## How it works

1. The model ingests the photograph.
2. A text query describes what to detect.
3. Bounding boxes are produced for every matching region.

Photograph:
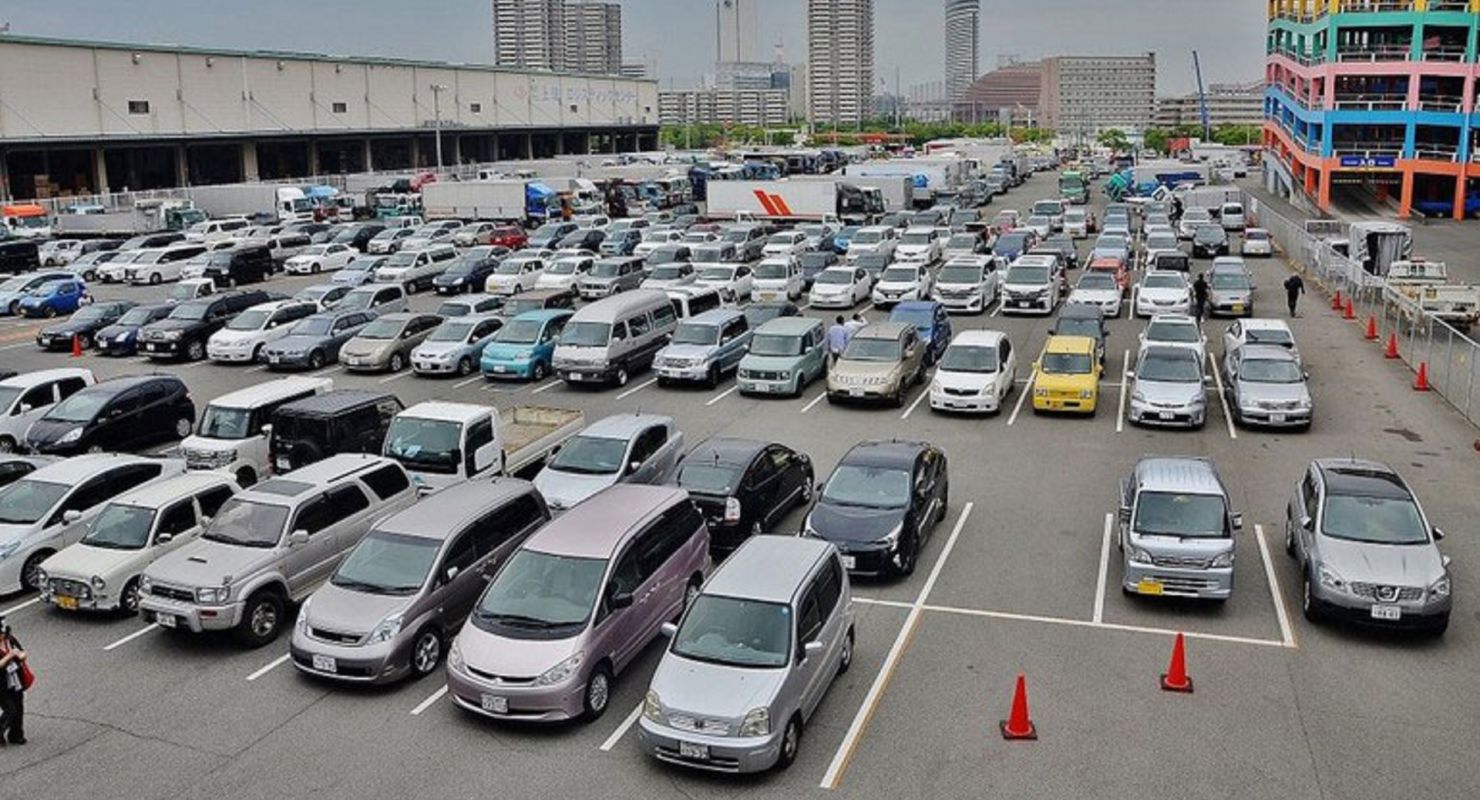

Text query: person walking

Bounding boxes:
[1192,273,1210,323]
[1284,273,1306,317]
[845,312,867,335]
[827,315,851,366]
[0,615,28,745]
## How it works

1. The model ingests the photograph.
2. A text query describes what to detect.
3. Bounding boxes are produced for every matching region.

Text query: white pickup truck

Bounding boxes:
[382,402,585,492]
[1383,260,1480,328]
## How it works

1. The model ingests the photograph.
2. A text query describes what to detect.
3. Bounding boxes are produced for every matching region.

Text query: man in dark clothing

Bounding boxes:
[1284,273,1306,317]
[0,615,26,745]
[1192,273,1210,322]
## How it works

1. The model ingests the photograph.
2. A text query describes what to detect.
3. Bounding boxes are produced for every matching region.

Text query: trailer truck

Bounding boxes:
[705,179,884,222]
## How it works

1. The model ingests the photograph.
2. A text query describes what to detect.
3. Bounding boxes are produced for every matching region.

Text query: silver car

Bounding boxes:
[1128,346,1208,429]
[1207,267,1254,317]
[1286,459,1451,635]
[640,536,854,773]
[1118,456,1242,600]
[411,314,504,377]
[1222,345,1312,430]
[533,414,685,511]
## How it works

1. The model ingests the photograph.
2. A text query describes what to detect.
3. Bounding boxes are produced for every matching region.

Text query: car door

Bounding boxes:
[768,445,808,520]
[150,498,201,566]
[462,494,547,613]
[97,389,144,451]
[421,528,480,629]
[10,381,59,437]
[800,557,846,717]
[741,450,783,529]
[285,494,341,597]
[623,424,668,485]
[599,535,655,671]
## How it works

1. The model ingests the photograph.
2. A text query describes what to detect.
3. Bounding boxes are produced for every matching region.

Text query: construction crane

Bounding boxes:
[1192,50,1211,140]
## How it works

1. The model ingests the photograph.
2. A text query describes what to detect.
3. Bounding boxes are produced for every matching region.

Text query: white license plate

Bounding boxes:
[1270,413,1286,423]
[145,343,158,352]
[841,554,857,570]
[276,457,292,471]
[568,372,584,381]
[1158,411,1174,420]
[155,612,177,629]
[849,388,864,397]
[493,365,508,373]
[480,694,508,714]
[312,655,338,673]
[679,741,709,761]
[269,355,281,364]
[1370,604,1402,621]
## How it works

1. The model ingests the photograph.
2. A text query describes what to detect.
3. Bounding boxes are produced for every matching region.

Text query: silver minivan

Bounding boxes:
[640,535,854,773]
[553,289,677,387]
[1118,456,1242,600]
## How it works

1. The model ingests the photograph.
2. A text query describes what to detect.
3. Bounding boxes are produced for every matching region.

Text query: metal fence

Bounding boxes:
[1247,193,1480,428]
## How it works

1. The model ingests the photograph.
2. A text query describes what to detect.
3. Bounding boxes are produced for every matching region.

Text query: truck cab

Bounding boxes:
[382,401,583,492]
[2,204,53,239]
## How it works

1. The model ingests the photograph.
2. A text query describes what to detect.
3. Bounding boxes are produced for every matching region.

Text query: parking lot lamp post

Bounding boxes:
[430,83,449,171]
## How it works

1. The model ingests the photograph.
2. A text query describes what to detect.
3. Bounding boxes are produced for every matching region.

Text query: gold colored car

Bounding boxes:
[827,321,927,407]
[1031,335,1101,415]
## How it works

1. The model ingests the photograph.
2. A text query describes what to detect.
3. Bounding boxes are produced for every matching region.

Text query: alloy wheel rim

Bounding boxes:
[588,673,609,712]
[123,583,139,612]
[783,722,798,758]
[251,603,278,637]
[415,634,440,672]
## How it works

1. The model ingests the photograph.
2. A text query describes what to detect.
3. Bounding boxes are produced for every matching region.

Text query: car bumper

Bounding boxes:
[263,352,315,369]
[558,365,619,384]
[737,376,795,396]
[1236,407,1311,428]
[933,293,987,312]
[579,285,617,299]
[289,631,412,684]
[1122,561,1234,599]
[1137,301,1190,317]
[656,364,712,382]
[639,717,784,774]
[341,354,390,372]
[827,540,901,576]
[40,578,123,613]
[139,340,185,358]
[1033,393,1097,413]
[1000,296,1053,314]
[95,338,136,356]
[1210,301,1252,317]
[481,358,537,379]
[930,388,999,413]
[827,383,898,403]
[414,357,463,374]
[139,596,243,633]
[446,665,586,722]
[208,344,259,362]
[34,333,74,350]
[808,294,855,309]
[1310,586,1451,630]
[752,289,791,303]
[1128,400,1205,428]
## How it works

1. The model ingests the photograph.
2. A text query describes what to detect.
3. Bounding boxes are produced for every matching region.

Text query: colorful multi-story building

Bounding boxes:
[1264,0,1479,220]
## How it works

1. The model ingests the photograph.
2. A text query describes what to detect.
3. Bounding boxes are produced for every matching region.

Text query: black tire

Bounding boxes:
[1301,574,1324,624]
[6,301,17,315]
[311,263,321,274]
[895,532,919,576]
[118,578,141,617]
[410,628,442,678]
[775,715,802,771]
[75,333,91,350]
[236,467,258,489]
[251,343,265,363]
[581,663,614,722]
[389,352,405,373]
[174,417,192,439]
[1284,521,1295,556]
[837,627,854,675]
[0,436,16,453]
[457,356,472,377]
[43,305,57,318]
[614,366,629,387]
[706,364,720,389]
[532,361,548,381]
[187,340,205,361]
[236,591,286,648]
[149,272,162,285]
[21,551,51,592]
[308,350,326,370]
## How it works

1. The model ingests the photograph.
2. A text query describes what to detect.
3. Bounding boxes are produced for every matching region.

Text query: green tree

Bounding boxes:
[1097,128,1130,152]
[1144,129,1170,155]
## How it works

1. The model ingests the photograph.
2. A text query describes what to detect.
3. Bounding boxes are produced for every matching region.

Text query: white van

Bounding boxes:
[178,377,332,486]
[1220,201,1247,232]
[752,255,804,302]
[553,289,679,387]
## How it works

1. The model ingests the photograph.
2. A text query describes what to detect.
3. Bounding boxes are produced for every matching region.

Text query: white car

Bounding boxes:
[484,253,547,295]
[1241,228,1274,257]
[1135,271,1193,318]
[682,230,720,246]
[640,262,698,290]
[1022,215,1054,240]
[1068,271,1124,318]
[751,256,803,302]
[1139,314,1208,364]
[694,263,754,302]
[1222,318,1300,363]
[999,257,1062,316]
[632,228,684,258]
[929,330,1016,414]
[871,263,933,308]
[809,266,872,309]
[762,230,809,258]
[39,239,84,266]
[284,243,357,275]
[398,223,463,252]
[536,254,594,292]
[372,245,458,292]
[0,368,96,453]
[125,245,207,285]
[1178,208,1214,240]
[845,226,899,263]
[207,300,319,363]
[1031,199,1067,230]
[451,221,502,248]
[1063,209,1091,239]
[894,227,944,264]
[931,255,1000,314]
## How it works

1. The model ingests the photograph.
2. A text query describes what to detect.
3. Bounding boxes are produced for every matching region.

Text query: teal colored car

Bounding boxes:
[736,316,829,397]
[480,309,573,380]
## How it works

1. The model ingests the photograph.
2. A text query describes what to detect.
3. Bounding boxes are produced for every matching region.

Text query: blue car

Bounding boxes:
[480,309,573,380]
[889,300,953,366]
[95,302,173,356]
[833,225,860,255]
[18,278,88,318]
[0,270,75,316]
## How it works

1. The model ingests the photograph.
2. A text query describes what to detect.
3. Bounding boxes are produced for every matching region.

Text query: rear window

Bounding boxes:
[361,464,410,500]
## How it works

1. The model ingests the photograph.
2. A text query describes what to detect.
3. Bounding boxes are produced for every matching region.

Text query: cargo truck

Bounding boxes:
[1058,170,1089,205]
[185,184,314,221]
[383,402,585,492]
[53,199,205,237]
[705,179,884,222]
[422,180,529,222]
[1,204,52,239]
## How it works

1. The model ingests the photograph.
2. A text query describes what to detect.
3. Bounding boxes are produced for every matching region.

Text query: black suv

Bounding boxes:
[25,374,196,456]
[0,240,41,275]
[201,245,273,287]
[268,389,404,472]
[138,289,274,361]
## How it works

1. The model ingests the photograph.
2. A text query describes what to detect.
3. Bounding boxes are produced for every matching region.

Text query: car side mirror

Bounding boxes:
[1432,527,1445,542]
[627,460,643,475]
[18,403,32,414]
[1125,370,1135,379]
[444,565,460,582]
[802,640,824,661]
[608,590,634,610]
[1303,371,1311,381]
[201,516,212,527]
[260,424,272,436]
[288,529,310,547]
[1117,506,1131,524]
[157,532,174,544]
[1231,513,1244,531]
[63,509,83,524]
[660,621,678,638]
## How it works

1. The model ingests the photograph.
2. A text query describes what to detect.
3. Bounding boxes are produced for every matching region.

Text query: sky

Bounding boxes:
[0,0,1266,95]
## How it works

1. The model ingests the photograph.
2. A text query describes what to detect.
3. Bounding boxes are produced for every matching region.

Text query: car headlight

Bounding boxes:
[1079,389,1094,399]
[878,523,903,546]
[1034,387,1049,397]
[115,332,130,342]
[163,329,183,341]
[1429,575,1451,599]
[139,574,152,593]
[367,613,404,644]
[643,690,664,723]
[1125,544,1152,565]
[534,651,584,687]
[1209,551,1235,568]
[58,427,84,444]
[447,638,465,673]
[90,575,106,590]
[296,597,312,634]
[196,585,231,604]
[739,707,770,737]
[1130,391,1148,405]
[1317,564,1345,592]
[452,277,464,285]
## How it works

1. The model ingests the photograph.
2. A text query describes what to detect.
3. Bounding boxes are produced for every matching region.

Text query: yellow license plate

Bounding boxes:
[1136,579,1164,596]
[1231,304,1244,313]
[57,595,79,610]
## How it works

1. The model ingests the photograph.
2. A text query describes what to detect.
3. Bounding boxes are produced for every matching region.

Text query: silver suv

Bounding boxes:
[139,455,418,646]
[1118,457,1242,601]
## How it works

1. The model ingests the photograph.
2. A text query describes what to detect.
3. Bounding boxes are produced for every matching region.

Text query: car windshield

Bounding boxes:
[998,233,1029,250]
[1138,350,1202,382]
[588,261,623,278]
[1184,210,1211,223]
[1246,327,1293,347]
[1146,235,1179,250]
[816,270,854,285]
[650,265,687,280]
[722,229,752,244]
[1077,274,1116,290]
[749,332,802,357]
[494,319,544,344]
[546,260,581,275]
[382,253,416,269]
[357,319,404,340]
[842,336,901,362]
[767,234,797,246]
[1006,265,1049,284]
[881,267,919,283]
[1033,201,1062,215]
[168,302,211,321]
[428,320,476,343]
[0,479,68,524]
[1056,319,1101,339]
[677,463,742,495]
[671,595,790,668]
[698,267,735,282]
[474,550,605,631]
[947,235,978,249]
[852,230,883,245]
[1321,495,1429,545]
[855,254,889,271]
[940,344,998,373]
[444,257,486,276]
[1143,274,1185,290]
[331,530,441,595]
[938,265,984,284]
[755,263,789,279]
[1042,351,1093,374]
[290,317,335,336]
[226,309,272,331]
[901,231,933,245]
[1026,216,1051,229]
[1239,358,1303,383]
[1146,320,1199,343]
[1194,226,1224,242]
[384,417,462,474]
[201,498,288,548]
[1134,491,1228,538]
[671,322,719,346]
[199,405,254,440]
[561,321,610,347]
[1211,273,1249,290]
[1246,230,1269,241]
[495,260,530,275]
[823,464,910,509]
[891,308,934,329]
[345,258,380,272]
[80,504,156,550]
[44,390,109,423]
[547,434,626,475]
[691,246,728,262]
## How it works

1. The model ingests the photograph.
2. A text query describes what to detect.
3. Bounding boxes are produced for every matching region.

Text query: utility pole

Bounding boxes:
[430,83,449,171]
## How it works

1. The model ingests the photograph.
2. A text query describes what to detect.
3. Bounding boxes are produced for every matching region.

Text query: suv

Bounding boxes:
[138,290,274,361]
[139,455,419,646]
[1118,456,1241,601]
[24,375,196,456]
[181,377,332,487]
[269,390,403,473]
[201,245,273,287]
[827,322,926,407]
[653,309,752,388]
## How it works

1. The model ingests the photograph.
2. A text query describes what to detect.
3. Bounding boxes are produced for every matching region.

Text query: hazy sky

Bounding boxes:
[1,0,1265,95]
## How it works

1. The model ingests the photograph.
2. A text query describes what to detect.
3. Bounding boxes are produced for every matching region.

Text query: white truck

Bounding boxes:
[845,158,968,206]
[185,184,313,222]
[53,199,205,237]
[1383,260,1480,328]
[705,179,884,222]
[421,180,529,222]
[382,402,585,492]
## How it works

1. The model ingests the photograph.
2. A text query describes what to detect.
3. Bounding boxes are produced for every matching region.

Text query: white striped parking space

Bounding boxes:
[410,685,448,716]
[530,379,560,394]
[705,385,739,406]
[598,702,646,752]
[616,377,658,400]
[245,653,292,681]
[103,623,159,651]
[1,597,42,617]
[799,391,828,415]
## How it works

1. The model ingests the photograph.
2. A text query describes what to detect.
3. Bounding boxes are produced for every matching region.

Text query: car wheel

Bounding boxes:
[681,578,702,618]
[895,532,919,576]
[42,305,57,318]
[838,627,854,675]
[775,715,802,771]
[74,333,91,350]
[175,417,192,438]
[252,343,264,363]
[532,361,548,381]
[749,519,764,539]
[581,663,613,722]
[0,436,13,453]
[1284,521,1295,556]
[800,471,815,503]
[705,364,720,389]
[891,384,905,408]
[308,350,326,370]
[236,591,285,647]
[21,551,51,592]
[236,467,257,488]
[389,352,405,372]
[86,444,103,454]
[311,263,321,274]
[149,272,162,285]
[457,356,472,376]
[1301,574,1324,624]
[614,366,629,387]
[187,340,205,361]
[119,578,141,616]
[411,628,442,677]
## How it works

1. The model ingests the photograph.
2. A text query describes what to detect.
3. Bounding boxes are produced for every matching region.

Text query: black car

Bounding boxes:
[331,222,387,252]
[137,290,273,361]
[557,228,607,253]
[24,374,196,456]
[35,301,136,351]
[0,455,51,489]
[802,440,949,577]
[269,389,404,472]
[1040,235,1080,270]
[0,240,41,275]
[799,251,840,289]
[201,245,273,287]
[677,437,815,553]
[433,251,505,295]
[1192,225,1230,258]
[95,303,173,356]
[1049,303,1108,363]
[744,301,802,328]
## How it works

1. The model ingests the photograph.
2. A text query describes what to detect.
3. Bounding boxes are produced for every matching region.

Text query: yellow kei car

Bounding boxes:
[1032,335,1101,414]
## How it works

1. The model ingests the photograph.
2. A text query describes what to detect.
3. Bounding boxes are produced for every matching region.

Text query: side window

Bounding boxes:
[322,484,371,526]
[1300,471,1319,518]
[691,293,720,315]
[544,317,567,340]
[627,425,668,466]
[376,399,401,427]
[627,313,652,337]
[18,383,54,411]
[294,496,333,535]
[110,463,164,495]
[745,452,778,487]
[157,500,197,537]
[796,584,822,645]
[651,303,677,330]
[607,545,643,599]
[466,418,494,453]
[610,321,629,342]
[636,502,700,576]
[361,464,410,500]
[474,319,502,339]
[721,317,748,343]
[56,377,88,401]
[999,339,1012,362]
[814,557,843,620]
[439,531,479,578]
[196,485,235,518]
[58,475,113,521]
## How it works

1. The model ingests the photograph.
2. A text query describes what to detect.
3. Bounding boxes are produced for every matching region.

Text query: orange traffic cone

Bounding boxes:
[999,673,1038,740]
[1364,316,1378,341]
[1331,290,1343,311]
[1343,297,1356,320]
[71,334,83,358]
[1384,333,1399,359]
[1160,633,1194,693]
[1415,362,1431,392]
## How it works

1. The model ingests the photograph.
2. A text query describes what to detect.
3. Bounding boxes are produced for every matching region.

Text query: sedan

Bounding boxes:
[1222,344,1312,430]
[1127,345,1207,429]
[802,440,949,577]
[1208,268,1254,317]
[1069,272,1123,318]
[1134,271,1192,318]
[1139,314,1208,364]
[1224,318,1299,363]
[95,303,172,357]
[411,313,504,377]
[261,310,374,370]
[809,266,872,309]
[284,243,356,275]
[35,301,134,351]
[1191,224,1230,258]
[676,437,814,551]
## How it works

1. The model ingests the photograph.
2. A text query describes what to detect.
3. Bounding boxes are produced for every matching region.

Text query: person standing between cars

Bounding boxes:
[1284,273,1306,317]
[845,312,868,335]
[0,616,27,745]
[827,315,851,366]
[1192,273,1210,323]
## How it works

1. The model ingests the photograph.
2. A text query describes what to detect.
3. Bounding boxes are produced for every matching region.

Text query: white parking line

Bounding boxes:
[1254,524,1297,647]
[705,385,738,406]
[899,383,930,420]
[616,377,657,400]
[1,597,41,616]
[249,365,270,372]
[410,685,448,716]
[311,366,342,377]
[820,502,974,791]
[454,375,484,389]
[599,702,645,752]
[379,371,412,384]
[530,379,560,394]
[990,300,1003,317]
[1094,512,1114,624]
[799,302,812,311]
[0,342,32,352]
[1207,352,1238,440]
[1006,375,1033,426]
[800,392,827,414]
[245,653,292,682]
[1115,349,1130,434]
[103,623,158,651]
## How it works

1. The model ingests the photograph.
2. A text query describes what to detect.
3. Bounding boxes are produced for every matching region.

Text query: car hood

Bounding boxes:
[458,624,582,678]
[937,370,998,391]
[1002,281,1049,293]
[210,329,264,346]
[1236,379,1309,404]
[42,318,101,336]
[807,501,906,543]
[40,542,139,581]
[97,324,136,340]
[650,654,788,721]
[482,342,538,360]
[1319,537,1445,587]
[412,341,466,359]
[148,539,277,588]
[835,361,902,381]
[740,354,803,372]
[24,418,86,446]
[875,280,919,291]
[305,581,414,636]
[659,344,717,361]
[1071,289,1120,303]
[145,319,199,334]
[534,469,619,511]
[1140,287,1188,302]
[267,334,328,352]
[340,338,394,359]
[1210,288,1251,301]
[1134,377,1204,405]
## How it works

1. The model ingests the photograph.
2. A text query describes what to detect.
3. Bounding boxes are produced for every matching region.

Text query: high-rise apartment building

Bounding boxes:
[807,0,875,126]
[1040,54,1157,134]
[944,0,980,103]
[565,1,623,75]
[492,0,566,71]
[717,0,759,63]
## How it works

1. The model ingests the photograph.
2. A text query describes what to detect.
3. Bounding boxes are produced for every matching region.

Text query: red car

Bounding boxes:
[1088,255,1130,290]
[488,226,528,250]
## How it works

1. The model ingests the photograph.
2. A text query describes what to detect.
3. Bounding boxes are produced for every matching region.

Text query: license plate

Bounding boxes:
[57,595,79,611]
[493,365,508,373]
[679,741,710,761]
[269,355,281,364]
[568,372,584,381]
[276,457,292,471]
[1136,579,1164,596]
[312,655,338,673]
[1011,301,1026,308]
[1270,413,1286,423]
[1231,304,1244,313]
[849,388,864,397]
[480,694,508,714]
[1371,604,1402,621]
[155,612,177,628]
[145,343,157,352]
[1158,411,1174,421]
[841,555,857,570]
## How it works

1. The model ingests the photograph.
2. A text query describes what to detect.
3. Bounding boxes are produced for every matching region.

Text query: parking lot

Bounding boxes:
[3,168,1478,799]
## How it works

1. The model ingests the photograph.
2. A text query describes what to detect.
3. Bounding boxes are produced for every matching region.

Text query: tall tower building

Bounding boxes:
[944,0,980,103]
[566,1,623,74]
[716,0,759,64]
[807,0,874,126]
[492,0,566,71]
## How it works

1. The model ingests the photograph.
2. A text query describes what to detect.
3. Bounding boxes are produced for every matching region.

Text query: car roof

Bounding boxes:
[1241,318,1291,332]
[949,329,1005,347]
[840,439,927,469]
[398,401,487,424]
[1237,344,1298,361]
[891,301,939,315]
[85,374,180,395]
[378,478,538,539]
[527,484,687,558]
[206,377,330,410]
[247,454,398,502]
[510,308,573,323]
[1314,459,1411,499]
[1044,335,1095,354]
[581,412,672,439]
[855,321,911,340]
[755,316,820,335]
[685,436,768,468]
[278,389,394,416]
[569,289,668,323]
[1133,457,1225,495]
[684,308,745,326]
[1058,303,1104,320]
[111,471,234,509]
[27,452,173,483]
[0,367,92,390]
[703,535,833,604]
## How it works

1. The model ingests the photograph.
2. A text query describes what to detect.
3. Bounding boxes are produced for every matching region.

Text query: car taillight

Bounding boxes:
[724,497,742,523]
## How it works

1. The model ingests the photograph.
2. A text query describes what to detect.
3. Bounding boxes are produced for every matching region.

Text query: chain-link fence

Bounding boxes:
[1248,193,1480,428]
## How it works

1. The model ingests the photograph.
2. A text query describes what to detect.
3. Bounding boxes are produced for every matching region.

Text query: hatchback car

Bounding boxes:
[676,438,814,552]
[736,317,827,398]
[295,283,353,312]
[95,303,172,356]
[339,312,443,373]
[871,263,933,309]
[808,266,871,309]
[1223,318,1299,363]
[827,322,927,407]
[433,248,505,295]
[17,278,88,318]
[534,413,686,512]
[1241,228,1273,258]
[406,314,501,377]
[1286,459,1451,634]
[802,440,949,577]
[1221,344,1312,430]
[336,284,408,317]
[1207,267,1254,317]
[1031,335,1101,415]
[1118,456,1241,600]
[262,310,375,370]
[928,330,1016,415]
[25,375,195,456]
[695,263,754,303]
[1127,345,1208,429]
[479,310,570,381]
[35,301,132,351]
[0,368,95,453]
[654,309,752,388]
[1140,314,1208,364]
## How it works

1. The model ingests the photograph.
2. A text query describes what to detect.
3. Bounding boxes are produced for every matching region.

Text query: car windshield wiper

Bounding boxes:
[331,577,389,594]
[483,612,557,628]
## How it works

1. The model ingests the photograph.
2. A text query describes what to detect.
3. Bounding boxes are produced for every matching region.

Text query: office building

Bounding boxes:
[717,0,759,63]
[1264,0,1477,220]
[493,0,566,71]
[1040,54,1157,134]
[565,2,623,75]
[658,89,791,127]
[808,0,875,126]
[944,0,980,103]
[621,60,655,80]
[1155,82,1266,129]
